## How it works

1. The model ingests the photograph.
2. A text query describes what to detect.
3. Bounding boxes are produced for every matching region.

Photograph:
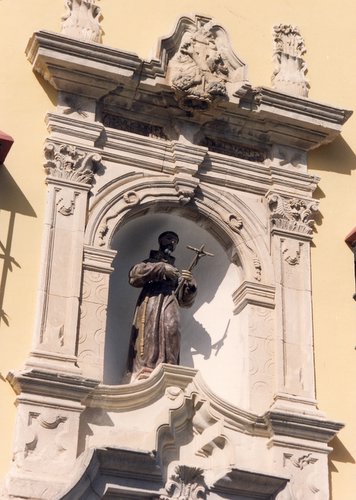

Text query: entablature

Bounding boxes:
[27,24,351,159]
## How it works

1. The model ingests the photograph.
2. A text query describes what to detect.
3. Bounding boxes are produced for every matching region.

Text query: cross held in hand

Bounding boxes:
[186,244,214,271]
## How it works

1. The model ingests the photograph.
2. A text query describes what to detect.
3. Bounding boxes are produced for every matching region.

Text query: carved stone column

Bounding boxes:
[28,142,101,374]
[267,192,318,398]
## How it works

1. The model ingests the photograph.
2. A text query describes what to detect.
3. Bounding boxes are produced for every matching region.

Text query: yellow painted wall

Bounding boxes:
[1,1,355,497]
[0,0,61,475]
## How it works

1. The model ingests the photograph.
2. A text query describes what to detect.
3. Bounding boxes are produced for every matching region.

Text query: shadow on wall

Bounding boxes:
[34,72,58,108]
[329,436,355,500]
[309,135,356,175]
[0,166,36,327]
[104,212,240,385]
[309,135,356,236]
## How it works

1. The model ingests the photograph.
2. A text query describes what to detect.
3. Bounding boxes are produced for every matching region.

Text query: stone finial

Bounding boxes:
[272,24,309,97]
[61,0,103,43]
[44,142,101,185]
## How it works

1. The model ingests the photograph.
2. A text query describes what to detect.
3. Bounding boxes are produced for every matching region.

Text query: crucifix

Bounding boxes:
[175,244,214,297]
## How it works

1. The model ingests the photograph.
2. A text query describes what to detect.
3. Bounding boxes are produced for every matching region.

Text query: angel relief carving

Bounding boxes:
[168,17,246,110]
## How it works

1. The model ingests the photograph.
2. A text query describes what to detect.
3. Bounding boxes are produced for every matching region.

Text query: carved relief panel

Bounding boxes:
[167,15,247,110]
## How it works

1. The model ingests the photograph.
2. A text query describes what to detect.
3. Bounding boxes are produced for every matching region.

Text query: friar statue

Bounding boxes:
[127,231,197,382]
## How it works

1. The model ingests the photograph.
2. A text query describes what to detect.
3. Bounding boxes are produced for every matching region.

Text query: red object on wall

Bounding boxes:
[345,227,356,248]
[0,130,14,163]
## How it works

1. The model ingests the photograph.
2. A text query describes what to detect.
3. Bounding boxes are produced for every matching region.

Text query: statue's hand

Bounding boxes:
[181,269,193,283]
[164,264,180,280]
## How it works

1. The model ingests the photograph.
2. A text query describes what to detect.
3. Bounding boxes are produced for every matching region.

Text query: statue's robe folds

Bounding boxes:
[127,251,197,381]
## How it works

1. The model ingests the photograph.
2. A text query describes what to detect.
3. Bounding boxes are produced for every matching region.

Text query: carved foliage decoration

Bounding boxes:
[224,214,262,281]
[168,16,246,110]
[248,307,275,413]
[78,270,109,374]
[61,0,103,43]
[161,465,207,500]
[284,453,321,498]
[268,193,318,236]
[44,142,101,185]
[14,410,70,470]
[272,24,309,97]
[56,189,80,216]
[173,174,200,205]
[286,453,317,470]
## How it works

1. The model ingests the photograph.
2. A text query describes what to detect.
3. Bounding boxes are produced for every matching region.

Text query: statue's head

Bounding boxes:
[158,231,179,254]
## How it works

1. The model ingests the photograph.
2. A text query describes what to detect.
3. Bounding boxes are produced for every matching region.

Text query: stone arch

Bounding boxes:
[78,174,276,410]
[85,174,274,285]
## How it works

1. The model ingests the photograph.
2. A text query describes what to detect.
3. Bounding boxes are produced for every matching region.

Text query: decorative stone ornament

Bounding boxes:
[160,465,207,499]
[168,15,247,111]
[44,142,101,185]
[268,193,318,236]
[272,24,309,97]
[4,11,351,500]
[61,0,103,43]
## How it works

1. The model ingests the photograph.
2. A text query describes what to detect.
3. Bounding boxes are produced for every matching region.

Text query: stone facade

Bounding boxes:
[1,8,351,500]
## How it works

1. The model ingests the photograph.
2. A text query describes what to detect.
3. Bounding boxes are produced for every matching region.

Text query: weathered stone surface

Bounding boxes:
[3,13,350,500]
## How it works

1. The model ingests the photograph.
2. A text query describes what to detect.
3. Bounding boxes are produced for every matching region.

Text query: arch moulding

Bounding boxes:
[78,173,276,386]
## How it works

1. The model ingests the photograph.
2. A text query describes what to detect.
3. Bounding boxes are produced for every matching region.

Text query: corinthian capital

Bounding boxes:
[267,193,318,236]
[44,142,101,185]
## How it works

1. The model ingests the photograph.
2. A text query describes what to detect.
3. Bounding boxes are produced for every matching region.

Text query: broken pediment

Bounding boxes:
[26,14,350,154]
[19,363,341,499]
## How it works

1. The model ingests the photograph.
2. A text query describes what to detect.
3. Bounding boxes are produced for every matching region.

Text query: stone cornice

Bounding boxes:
[27,30,351,152]
[84,364,268,436]
[233,281,275,313]
[265,393,344,447]
[237,85,351,127]
[60,447,162,499]
[26,30,141,98]
[45,114,320,198]
[211,467,288,498]
[265,409,344,445]
[82,364,341,446]
[7,369,99,403]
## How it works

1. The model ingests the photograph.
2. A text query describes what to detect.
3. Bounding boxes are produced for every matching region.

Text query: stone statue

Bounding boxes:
[127,231,197,382]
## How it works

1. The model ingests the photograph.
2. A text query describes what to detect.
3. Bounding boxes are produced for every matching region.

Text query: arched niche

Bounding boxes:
[85,175,273,284]
[104,211,244,404]
[79,176,276,410]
